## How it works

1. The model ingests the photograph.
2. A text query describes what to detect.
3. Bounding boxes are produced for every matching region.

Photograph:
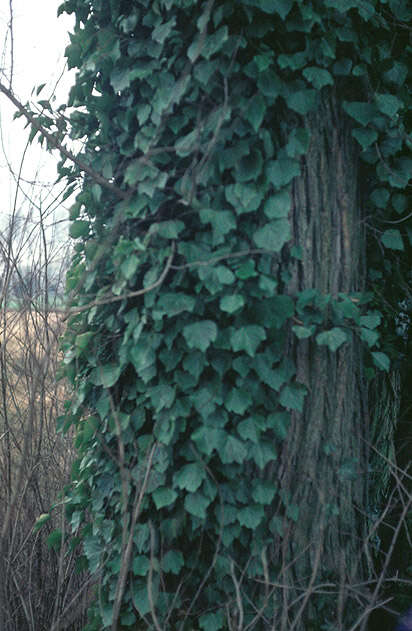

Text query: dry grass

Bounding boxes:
[0,307,88,631]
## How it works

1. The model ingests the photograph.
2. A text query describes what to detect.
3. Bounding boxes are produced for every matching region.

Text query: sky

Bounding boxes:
[0,0,74,264]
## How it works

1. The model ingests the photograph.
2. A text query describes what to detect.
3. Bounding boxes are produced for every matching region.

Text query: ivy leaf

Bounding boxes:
[381,229,404,251]
[245,93,266,131]
[148,385,175,411]
[156,293,195,317]
[152,17,176,44]
[375,93,402,118]
[303,67,334,89]
[267,411,290,440]
[191,427,226,456]
[292,325,315,339]
[236,150,263,182]
[83,536,102,573]
[266,159,300,188]
[199,209,236,244]
[162,549,184,575]
[75,331,94,350]
[225,182,263,214]
[184,492,210,519]
[154,220,184,239]
[264,189,291,218]
[285,129,310,159]
[253,219,291,252]
[199,610,225,631]
[286,89,317,115]
[69,220,89,238]
[183,321,218,351]
[360,314,381,329]
[237,504,264,529]
[34,513,51,531]
[250,440,277,469]
[372,352,390,372]
[174,463,205,493]
[279,383,307,412]
[91,364,121,388]
[360,327,379,348]
[152,487,177,509]
[132,556,150,576]
[220,435,248,464]
[316,327,348,351]
[265,0,293,19]
[231,325,266,357]
[220,294,245,313]
[252,481,277,504]
[225,388,252,415]
[342,101,376,126]
[237,417,260,443]
[352,128,378,150]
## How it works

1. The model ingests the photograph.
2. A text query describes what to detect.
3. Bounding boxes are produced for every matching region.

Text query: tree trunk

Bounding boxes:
[275,93,370,629]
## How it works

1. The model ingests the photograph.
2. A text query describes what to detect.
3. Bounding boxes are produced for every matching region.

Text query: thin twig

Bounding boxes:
[0,80,129,200]
[64,241,175,318]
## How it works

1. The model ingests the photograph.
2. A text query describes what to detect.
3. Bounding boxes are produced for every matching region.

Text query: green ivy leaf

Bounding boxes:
[148,385,176,411]
[174,463,205,492]
[286,89,317,115]
[316,327,348,352]
[266,158,300,188]
[91,363,122,388]
[303,67,334,89]
[263,189,291,218]
[225,388,252,415]
[253,219,291,252]
[219,294,245,313]
[360,327,379,348]
[69,220,89,238]
[152,487,178,509]
[342,101,377,126]
[161,549,184,575]
[34,513,51,531]
[267,411,290,440]
[154,220,185,239]
[237,504,264,529]
[184,492,210,519]
[252,481,277,504]
[199,610,225,631]
[249,440,277,469]
[292,325,315,339]
[220,435,248,464]
[375,93,402,118]
[225,182,263,214]
[372,351,390,372]
[352,128,378,150]
[237,417,260,443]
[230,325,266,357]
[156,293,195,317]
[236,149,263,182]
[75,331,94,350]
[279,383,306,412]
[381,229,404,251]
[360,314,381,329]
[183,321,218,351]
[245,93,266,132]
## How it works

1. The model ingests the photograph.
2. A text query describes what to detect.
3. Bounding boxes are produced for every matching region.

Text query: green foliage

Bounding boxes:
[52,0,412,628]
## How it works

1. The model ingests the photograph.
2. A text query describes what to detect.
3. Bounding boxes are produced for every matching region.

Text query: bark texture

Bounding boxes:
[275,94,370,629]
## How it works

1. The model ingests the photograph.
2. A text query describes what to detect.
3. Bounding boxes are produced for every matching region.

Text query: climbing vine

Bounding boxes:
[29,0,412,628]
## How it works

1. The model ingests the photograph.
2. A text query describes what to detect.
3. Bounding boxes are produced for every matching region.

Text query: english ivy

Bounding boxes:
[46,0,412,628]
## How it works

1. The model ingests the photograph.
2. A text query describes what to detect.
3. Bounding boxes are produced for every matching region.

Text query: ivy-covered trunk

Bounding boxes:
[276,94,369,625]
[47,1,411,630]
